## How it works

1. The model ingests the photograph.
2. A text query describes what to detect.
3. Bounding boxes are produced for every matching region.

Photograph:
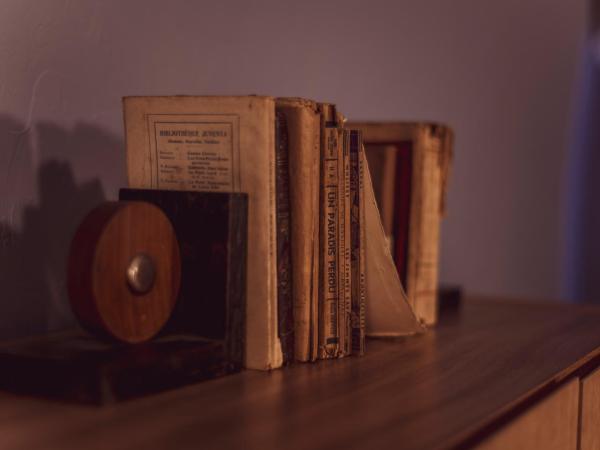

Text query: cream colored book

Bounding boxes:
[350,122,453,326]
[123,96,281,370]
[362,145,424,337]
[339,129,352,356]
[275,98,321,362]
[317,103,340,359]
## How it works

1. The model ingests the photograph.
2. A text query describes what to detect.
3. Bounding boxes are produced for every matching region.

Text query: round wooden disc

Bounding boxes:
[68,201,181,343]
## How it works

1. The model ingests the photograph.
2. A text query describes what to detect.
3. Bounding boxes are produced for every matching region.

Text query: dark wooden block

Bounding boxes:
[437,284,463,320]
[0,331,236,404]
[0,189,248,404]
[119,189,248,367]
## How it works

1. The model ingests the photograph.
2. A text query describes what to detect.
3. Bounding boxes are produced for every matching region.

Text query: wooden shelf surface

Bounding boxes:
[2,297,600,450]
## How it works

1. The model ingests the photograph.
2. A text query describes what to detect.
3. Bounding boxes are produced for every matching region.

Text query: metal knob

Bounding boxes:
[126,253,156,294]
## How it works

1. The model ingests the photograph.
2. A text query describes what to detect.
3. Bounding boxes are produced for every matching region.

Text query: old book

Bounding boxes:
[349,131,366,355]
[350,122,453,326]
[275,98,321,362]
[339,129,352,356]
[363,147,424,337]
[318,103,340,359]
[275,112,294,363]
[123,96,282,370]
[123,96,425,368]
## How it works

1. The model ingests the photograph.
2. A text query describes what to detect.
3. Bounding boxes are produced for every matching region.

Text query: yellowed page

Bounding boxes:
[123,96,281,370]
[363,147,424,337]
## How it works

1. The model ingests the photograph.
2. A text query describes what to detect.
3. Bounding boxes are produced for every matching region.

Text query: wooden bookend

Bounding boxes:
[118,189,247,365]
[68,201,181,343]
[0,191,248,404]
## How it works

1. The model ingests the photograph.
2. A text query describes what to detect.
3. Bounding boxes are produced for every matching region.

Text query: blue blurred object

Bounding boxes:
[564,23,600,302]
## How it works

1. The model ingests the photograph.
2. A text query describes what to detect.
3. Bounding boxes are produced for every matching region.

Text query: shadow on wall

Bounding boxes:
[0,116,122,339]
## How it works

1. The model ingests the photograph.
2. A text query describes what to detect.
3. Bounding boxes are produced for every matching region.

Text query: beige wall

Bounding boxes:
[0,0,587,336]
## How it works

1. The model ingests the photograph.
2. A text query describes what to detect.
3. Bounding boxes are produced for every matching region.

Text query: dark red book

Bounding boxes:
[392,142,413,285]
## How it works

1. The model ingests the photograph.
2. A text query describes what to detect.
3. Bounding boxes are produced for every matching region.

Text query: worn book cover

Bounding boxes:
[123,96,282,370]
[363,148,424,337]
[318,103,340,359]
[350,122,453,326]
[276,98,321,362]
[339,129,352,356]
[349,131,366,355]
[275,112,294,363]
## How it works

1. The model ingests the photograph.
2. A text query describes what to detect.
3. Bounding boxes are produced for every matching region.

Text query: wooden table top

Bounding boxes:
[2,297,600,450]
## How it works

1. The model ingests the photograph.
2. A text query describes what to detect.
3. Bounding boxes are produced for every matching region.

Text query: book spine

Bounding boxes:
[338,129,352,356]
[310,238,320,360]
[123,96,281,370]
[359,144,367,354]
[310,134,321,362]
[275,112,294,363]
[275,101,321,362]
[318,105,339,359]
[350,131,366,355]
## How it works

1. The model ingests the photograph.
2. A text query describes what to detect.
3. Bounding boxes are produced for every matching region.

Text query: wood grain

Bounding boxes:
[68,201,180,343]
[476,378,579,449]
[581,364,600,449]
[2,298,600,450]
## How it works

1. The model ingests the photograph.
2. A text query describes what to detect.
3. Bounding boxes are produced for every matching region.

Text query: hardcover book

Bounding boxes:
[124,96,281,370]
[276,98,321,362]
[350,122,453,325]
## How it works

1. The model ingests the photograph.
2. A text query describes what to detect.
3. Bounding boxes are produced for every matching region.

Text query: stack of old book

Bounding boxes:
[123,96,449,370]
